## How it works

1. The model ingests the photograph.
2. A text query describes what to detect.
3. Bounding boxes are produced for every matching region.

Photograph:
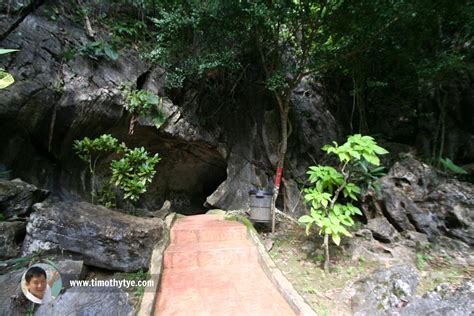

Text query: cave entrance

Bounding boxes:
[148,141,227,215]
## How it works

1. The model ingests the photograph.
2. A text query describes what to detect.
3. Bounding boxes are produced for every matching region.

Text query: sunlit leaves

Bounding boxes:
[73,134,120,164]
[0,48,18,89]
[306,165,343,193]
[0,70,15,89]
[322,134,388,166]
[299,134,387,248]
[0,49,18,55]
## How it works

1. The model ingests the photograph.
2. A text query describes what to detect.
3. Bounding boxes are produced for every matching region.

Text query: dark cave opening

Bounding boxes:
[145,140,228,216]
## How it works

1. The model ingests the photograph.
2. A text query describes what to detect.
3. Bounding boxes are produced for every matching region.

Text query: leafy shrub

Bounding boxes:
[73,134,160,209]
[122,88,167,131]
[79,40,118,61]
[73,134,122,203]
[124,89,160,117]
[110,147,160,202]
[112,20,147,42]
[298,134,388,271]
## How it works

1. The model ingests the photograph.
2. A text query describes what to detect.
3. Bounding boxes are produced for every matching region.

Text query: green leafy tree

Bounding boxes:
[73,134,161,209]
[73,134,124,203]
[150,0,347,231]
[298,134,388,272]
[321,0,473,161]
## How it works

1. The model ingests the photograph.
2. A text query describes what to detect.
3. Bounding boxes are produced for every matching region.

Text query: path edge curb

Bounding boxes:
[137,212,176,316]
[227,215,317,316]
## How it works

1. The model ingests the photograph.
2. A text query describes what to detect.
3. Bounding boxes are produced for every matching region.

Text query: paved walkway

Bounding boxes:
[154,214,296,316]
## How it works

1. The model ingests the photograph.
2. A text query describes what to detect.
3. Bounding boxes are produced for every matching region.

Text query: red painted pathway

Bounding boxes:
[154,214,296,315]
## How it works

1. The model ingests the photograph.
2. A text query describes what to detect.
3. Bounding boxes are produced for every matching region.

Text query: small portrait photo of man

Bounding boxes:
[21,263,62,305]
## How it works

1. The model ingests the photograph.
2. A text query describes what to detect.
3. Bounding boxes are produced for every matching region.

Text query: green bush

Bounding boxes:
[79,40,118,61]
[124,89,160,117]
[122,88,167,131]
[299,134,388,271]
[110,147,160,202]
[73,134,160,209]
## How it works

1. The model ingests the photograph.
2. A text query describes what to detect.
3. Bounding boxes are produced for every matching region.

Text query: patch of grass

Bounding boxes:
[416,252,434,270]
[113,270,149,309]
[263,212,474,316]
[267,223,378,315]
[417,262,472,295]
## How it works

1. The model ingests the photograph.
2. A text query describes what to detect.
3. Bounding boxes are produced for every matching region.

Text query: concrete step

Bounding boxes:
[156,263,296,315]
[170,225,247,244]
[170,215,247,244]
[163,240,258,268]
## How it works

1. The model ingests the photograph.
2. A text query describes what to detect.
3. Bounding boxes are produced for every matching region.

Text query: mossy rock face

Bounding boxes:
[385,280,474,315]
[350,264,419,315]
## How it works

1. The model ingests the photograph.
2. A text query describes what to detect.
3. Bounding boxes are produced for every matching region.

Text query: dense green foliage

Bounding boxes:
[139,0,471,191]
[124,89,159,116]
[122,88,167,129]
[322,1,473,158]
[73,134,160,208]
[299,135,388,271]
[73,134,122,204]
[70,0,472,167]
[110,147,161,202]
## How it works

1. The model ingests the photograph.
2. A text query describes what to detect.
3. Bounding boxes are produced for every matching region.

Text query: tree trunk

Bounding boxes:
[323,232,330,272]
[271,93,290,233]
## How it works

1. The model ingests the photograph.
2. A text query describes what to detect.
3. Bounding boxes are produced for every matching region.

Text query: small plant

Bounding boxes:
[122,88,167,134]
[79,40,118,61]
[124,89,160,117]
[303,287,318,294]
[96,183,117,209]
[110,147,161,202]
[298,134,388,272]
[62,46,76,62]
[73,134,160,209]
[415,243,433,270]
[439,157,468,175]
[416,252,433,270]
[51,78,65,94]
[112,20,147,43]
[315,254,325,263]
[73,134,122,203]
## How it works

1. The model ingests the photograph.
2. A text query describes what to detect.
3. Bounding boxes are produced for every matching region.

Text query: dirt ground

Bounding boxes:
[258,219,473,316]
